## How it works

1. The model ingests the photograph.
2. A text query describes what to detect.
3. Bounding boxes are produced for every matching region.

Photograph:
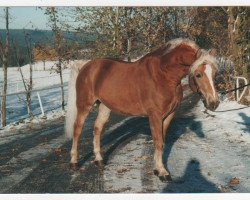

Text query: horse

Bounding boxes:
[65,38,220,182]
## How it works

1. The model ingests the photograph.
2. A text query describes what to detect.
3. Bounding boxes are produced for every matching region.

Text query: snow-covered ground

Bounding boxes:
[4,61,72,93]
[208,99,250,142]
[101,96,250,193]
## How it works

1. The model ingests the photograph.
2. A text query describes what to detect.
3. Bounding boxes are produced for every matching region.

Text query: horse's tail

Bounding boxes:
[65,60,85,139]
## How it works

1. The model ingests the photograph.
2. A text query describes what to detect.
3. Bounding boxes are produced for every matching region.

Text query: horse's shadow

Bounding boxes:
[163,93,204,172]
[162,159,219,193]
[238,112,250,133]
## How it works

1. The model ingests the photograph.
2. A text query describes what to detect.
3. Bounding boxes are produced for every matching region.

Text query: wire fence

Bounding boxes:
[0,82,68,97]
[0,82,69,127]
[0,72,70,95]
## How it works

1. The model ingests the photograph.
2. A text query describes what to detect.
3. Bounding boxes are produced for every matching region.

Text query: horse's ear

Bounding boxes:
[188,75,198,93]
[209,48,217,56]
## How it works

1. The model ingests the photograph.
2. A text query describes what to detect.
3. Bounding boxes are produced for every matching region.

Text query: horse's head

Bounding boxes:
[189,49,220,111]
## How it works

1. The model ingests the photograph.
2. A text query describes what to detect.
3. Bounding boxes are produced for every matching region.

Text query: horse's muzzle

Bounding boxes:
[203,98,220,111]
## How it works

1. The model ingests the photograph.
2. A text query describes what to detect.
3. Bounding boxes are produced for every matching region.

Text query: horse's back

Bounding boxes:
[79,58,144,85]
[77,58,150,115]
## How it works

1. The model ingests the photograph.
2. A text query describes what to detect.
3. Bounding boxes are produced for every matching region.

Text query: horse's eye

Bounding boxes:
[196,73,202,78]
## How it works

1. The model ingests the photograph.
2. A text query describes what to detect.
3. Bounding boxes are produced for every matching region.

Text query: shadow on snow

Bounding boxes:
[238,112,250,133]
[162,159,219,193]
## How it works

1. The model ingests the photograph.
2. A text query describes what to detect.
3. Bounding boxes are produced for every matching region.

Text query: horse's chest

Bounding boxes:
[175,84,183,102]
[162,84,183,114]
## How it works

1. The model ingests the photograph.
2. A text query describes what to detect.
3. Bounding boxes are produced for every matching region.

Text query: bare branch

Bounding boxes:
[221,7,228,14]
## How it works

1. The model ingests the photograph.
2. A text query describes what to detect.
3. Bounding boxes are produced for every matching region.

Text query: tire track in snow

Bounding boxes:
[0,131,67,193]
[0,125,64,166]
[0,109,132,193]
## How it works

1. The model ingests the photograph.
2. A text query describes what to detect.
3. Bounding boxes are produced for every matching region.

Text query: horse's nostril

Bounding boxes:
[215,100,220,108]
[212,100,220,111]
[205,100,219,111]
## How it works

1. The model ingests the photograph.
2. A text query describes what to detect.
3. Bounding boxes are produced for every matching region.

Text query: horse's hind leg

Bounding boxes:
[70,104,92,169]
[93,103,111,167]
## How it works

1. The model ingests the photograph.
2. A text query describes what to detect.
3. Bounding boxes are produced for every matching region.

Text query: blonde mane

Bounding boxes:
[163,38,218,74]
[164,38,199,55]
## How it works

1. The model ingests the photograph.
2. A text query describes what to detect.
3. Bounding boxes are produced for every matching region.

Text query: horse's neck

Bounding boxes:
[161,46,197,84]
[166,65,190,84]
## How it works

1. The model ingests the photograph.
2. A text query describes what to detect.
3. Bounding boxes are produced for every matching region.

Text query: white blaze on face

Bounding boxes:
[204,64,216,98]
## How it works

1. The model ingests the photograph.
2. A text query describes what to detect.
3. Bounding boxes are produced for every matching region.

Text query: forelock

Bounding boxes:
[190,50,218,75]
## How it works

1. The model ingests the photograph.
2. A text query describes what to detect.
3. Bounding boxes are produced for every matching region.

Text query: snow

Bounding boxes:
[200,98,250,143]
[0,110,66,137]
[101,97,250,193]
[0,60,89,127]
[5,61,73,93]
[163,97,250,192]
[0,133,67,193]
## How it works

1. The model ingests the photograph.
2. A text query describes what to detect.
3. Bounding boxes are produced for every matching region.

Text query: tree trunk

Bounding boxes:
[24,32,33,117]
[27,61,33,117]
[58,59,65,111]
[1,55,7,127]
[127,37,131,62]
[227,7,236,58]
[13,39,33,117]
[125,7,133,62]
[51,7,65,111]
[43,60,45,70]
[19,66,32,116]
[162,11,167,43]
[173,8,179,37]
[227,7,248,77]
[112,7,119,53]
[1,7,9,127]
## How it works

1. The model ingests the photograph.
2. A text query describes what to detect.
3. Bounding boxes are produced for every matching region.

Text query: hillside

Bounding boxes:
[0,29,93,46]
[0,29,94,67]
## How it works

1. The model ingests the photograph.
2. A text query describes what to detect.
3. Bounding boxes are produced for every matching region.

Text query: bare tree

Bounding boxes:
[0,7,10,127]
[45,7,65,111]
[226,7,249,77]
[23,32,35,117]
[13,40,33,117]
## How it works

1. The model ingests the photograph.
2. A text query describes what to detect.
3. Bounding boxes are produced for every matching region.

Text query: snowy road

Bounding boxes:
[0,92,249,193]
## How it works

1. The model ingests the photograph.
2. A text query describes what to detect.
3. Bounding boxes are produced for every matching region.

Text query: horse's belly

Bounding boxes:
[98,95,146,116]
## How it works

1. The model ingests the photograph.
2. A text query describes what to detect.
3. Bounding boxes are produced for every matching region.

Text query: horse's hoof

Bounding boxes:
[153,169,159,176]
[159,174,172,182]
[94,160,105,170]
[153,169,172,182]
[70,163,78,170]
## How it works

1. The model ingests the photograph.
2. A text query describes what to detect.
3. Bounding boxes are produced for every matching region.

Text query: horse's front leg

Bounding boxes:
[148,112,172,182]
[163,111,175,141]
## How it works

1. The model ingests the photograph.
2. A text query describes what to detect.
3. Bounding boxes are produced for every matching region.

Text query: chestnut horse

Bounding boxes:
[65,38,220,182]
